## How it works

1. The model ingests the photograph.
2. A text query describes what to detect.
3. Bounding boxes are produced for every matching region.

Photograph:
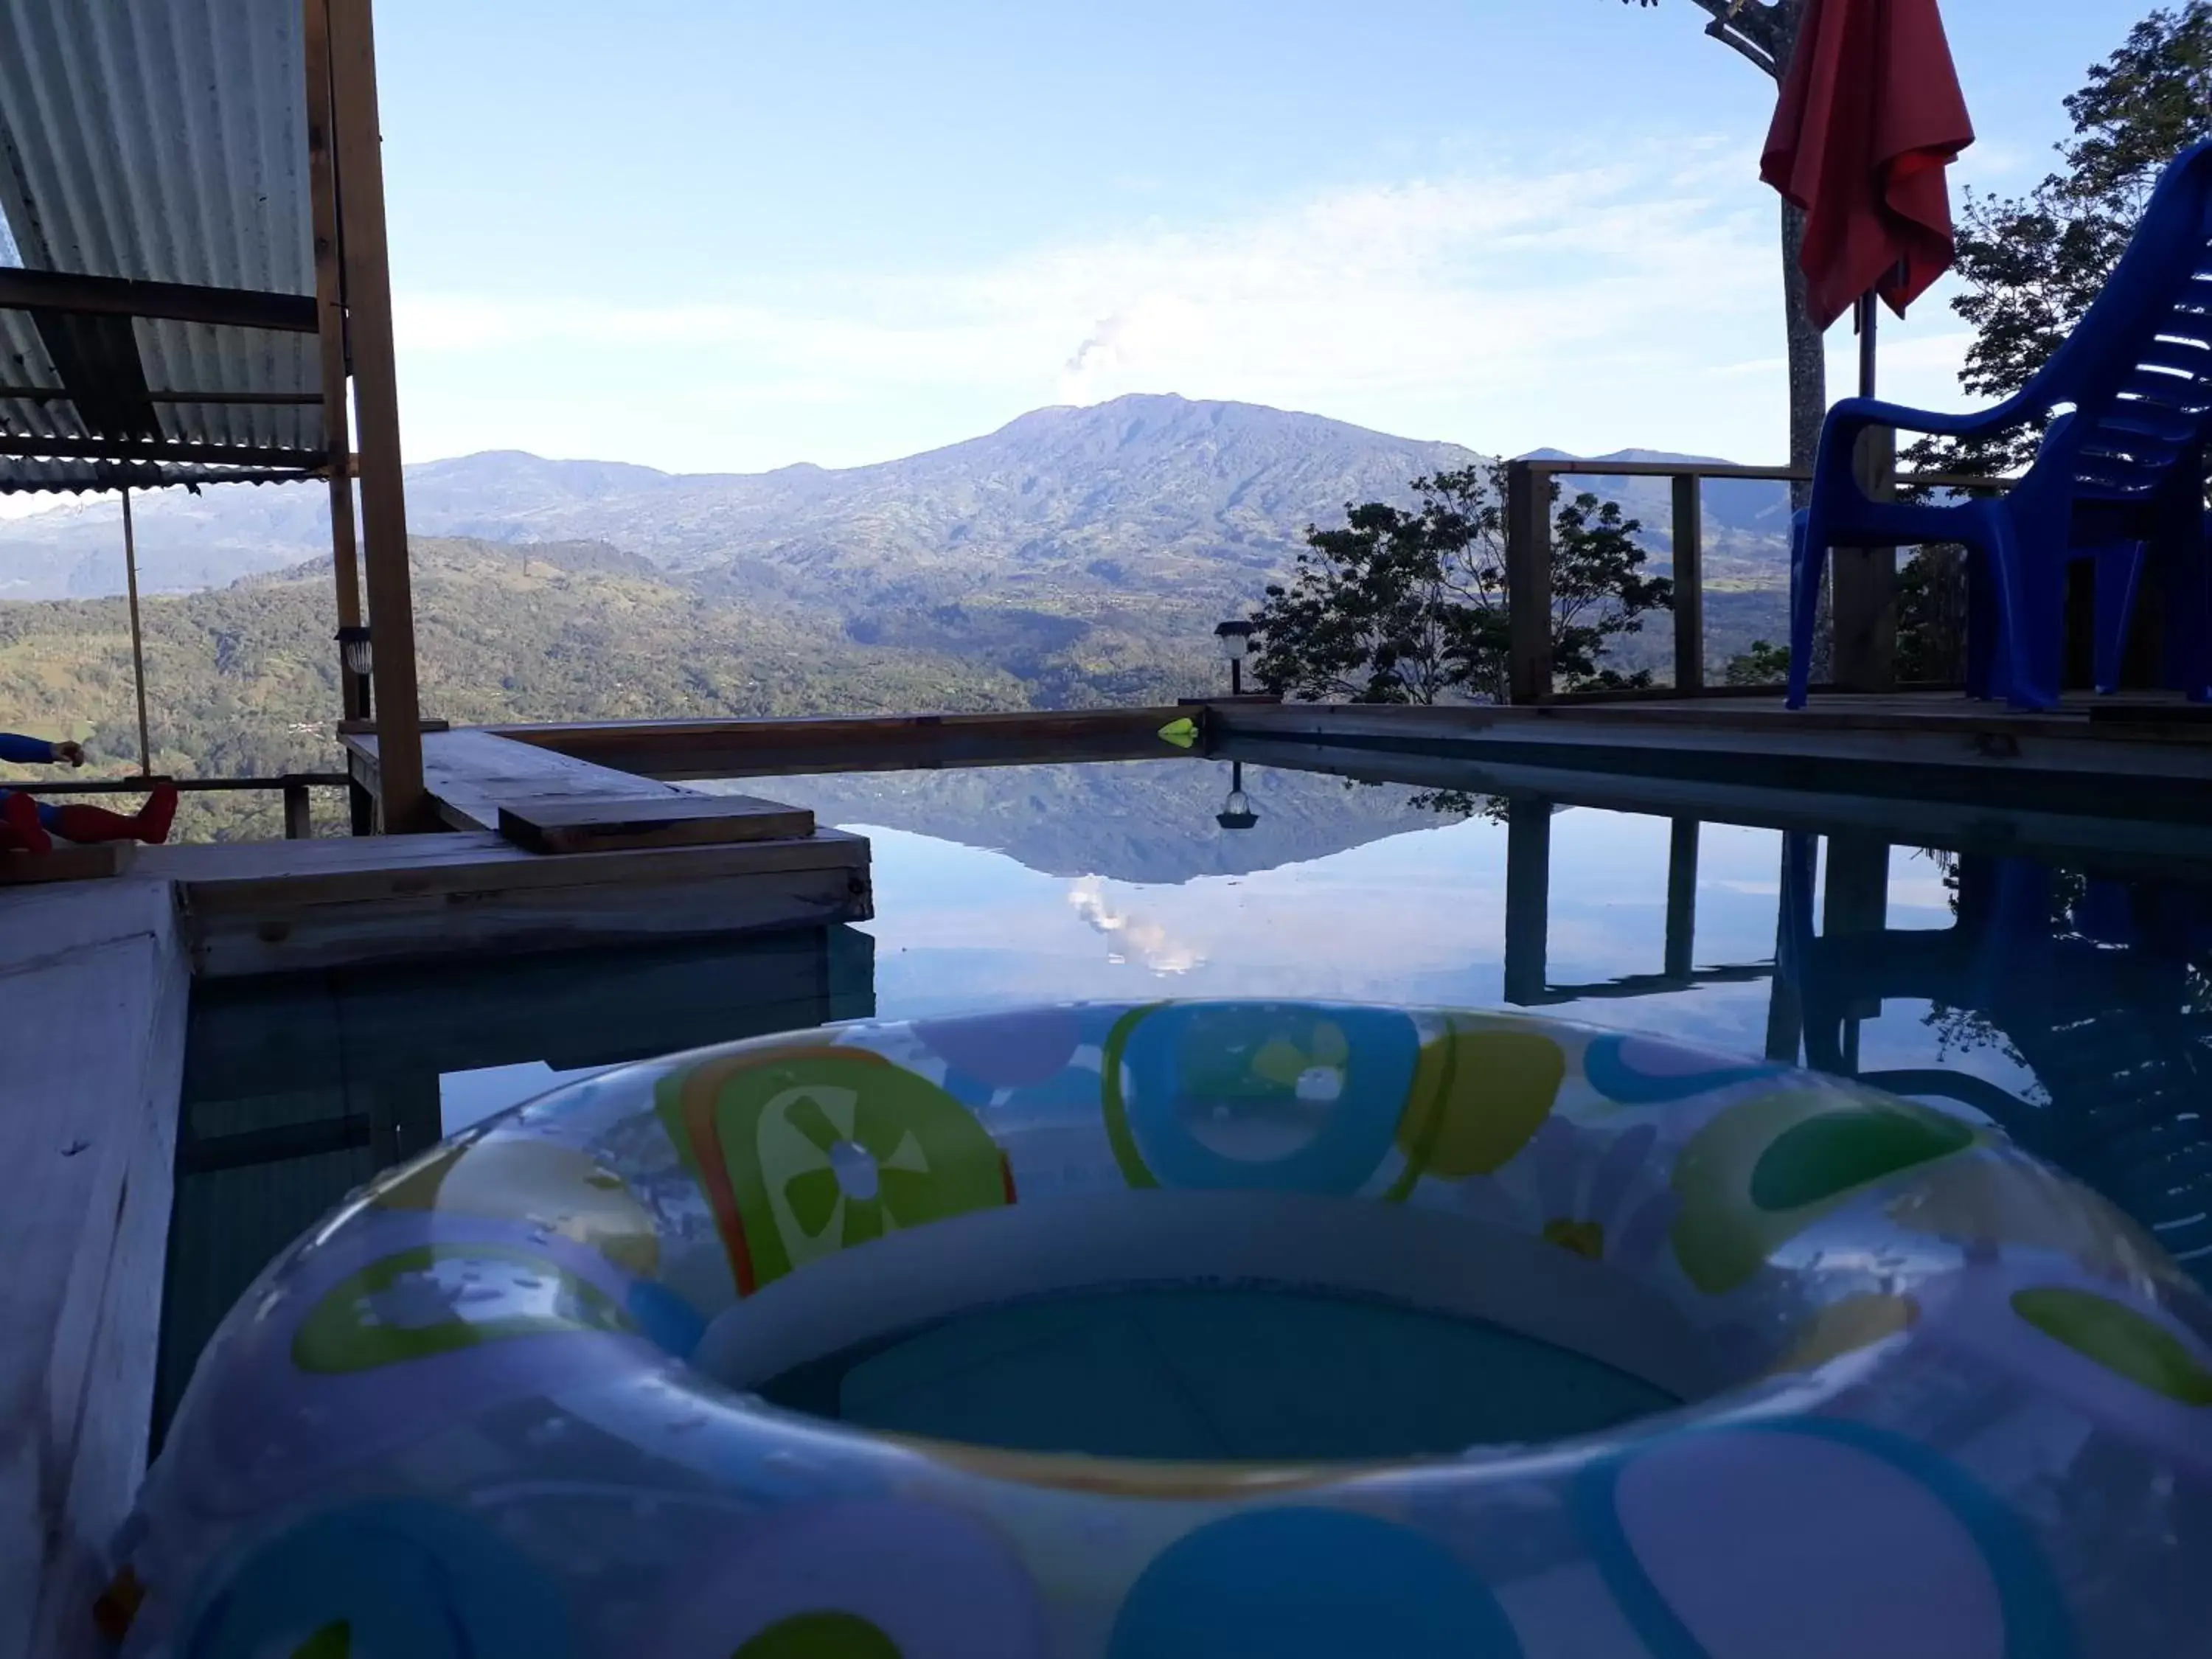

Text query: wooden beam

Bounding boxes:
[1504,460,1552,705]
[0,434,323,467]
[327,0,429,832]
[1834,425,1899,691]
[1672,473,1704,694]
[0,267,316,332]
[0,385,319,405]
[303,0,366,722]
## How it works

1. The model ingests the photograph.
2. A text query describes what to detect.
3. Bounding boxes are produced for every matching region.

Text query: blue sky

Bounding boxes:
[375,0,2138,473]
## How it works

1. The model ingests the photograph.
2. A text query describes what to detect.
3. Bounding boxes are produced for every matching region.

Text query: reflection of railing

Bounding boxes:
[1501,456,2011,704]
[1779,833,2212,1276]
[1495,800,2212,1279]
[9,771,352,838]
[1500,799,1772,1006]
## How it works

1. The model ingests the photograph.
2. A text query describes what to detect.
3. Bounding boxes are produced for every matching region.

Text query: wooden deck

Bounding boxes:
[140,824,869,978]
[1206,692,2212,871]
[490,705,1197,779]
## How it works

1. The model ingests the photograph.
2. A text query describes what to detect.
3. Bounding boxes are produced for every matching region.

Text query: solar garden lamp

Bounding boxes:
[1217,760,1259,831]
[335,625,374,717]
[1214,618,1255,695]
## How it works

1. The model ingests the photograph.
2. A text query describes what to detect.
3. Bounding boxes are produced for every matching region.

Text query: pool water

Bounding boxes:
[159,755,2212,1447]
[755,1286,1680,1461]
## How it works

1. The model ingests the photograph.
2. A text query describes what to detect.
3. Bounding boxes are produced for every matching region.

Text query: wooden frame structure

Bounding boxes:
[1500,456,2014,704]
[0,0,428,835]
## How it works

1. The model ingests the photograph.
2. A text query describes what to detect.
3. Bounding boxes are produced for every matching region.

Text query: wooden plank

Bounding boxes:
[491,707,1195,780]
[0,266,316,333]
[328,0,428,833]
[497,792,813,855]
[1217,731,2212,880]
[348,727,706,833]
[1212,698,2212,782]
[303,0,365,723]
[183,862,870,978]
[1672,473,1704,695]
[153,826,868,914]
[0,385,321,406]
[0,881,184,1659]
[0,844,134,886]
[1504,461,1552,705]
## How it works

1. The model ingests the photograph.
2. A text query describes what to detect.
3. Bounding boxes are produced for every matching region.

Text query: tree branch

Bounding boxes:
[1704,15,1779,76]
[1626,0,1787,78]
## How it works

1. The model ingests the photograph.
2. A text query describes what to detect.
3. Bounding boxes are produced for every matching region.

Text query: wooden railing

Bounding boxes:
[1502,456,2013,705]
[14,771,354,839]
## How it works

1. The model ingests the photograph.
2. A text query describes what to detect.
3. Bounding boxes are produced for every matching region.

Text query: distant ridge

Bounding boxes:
[0,393,1789,603]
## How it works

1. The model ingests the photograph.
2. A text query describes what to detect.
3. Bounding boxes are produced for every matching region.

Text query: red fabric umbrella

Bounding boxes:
[1760,0,1975,333]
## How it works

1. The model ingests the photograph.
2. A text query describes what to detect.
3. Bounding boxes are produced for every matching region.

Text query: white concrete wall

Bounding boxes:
[0,880,188,1659]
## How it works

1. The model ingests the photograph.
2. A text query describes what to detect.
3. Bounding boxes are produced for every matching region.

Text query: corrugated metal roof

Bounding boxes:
[0,0,323,493]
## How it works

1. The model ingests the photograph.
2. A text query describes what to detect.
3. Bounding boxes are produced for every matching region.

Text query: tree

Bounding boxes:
[1896,5,2212,672]
[1251,465,1672,703]
[1724,638,1791,686]
[1624,1,1823,507]
[1905,3,2212,477]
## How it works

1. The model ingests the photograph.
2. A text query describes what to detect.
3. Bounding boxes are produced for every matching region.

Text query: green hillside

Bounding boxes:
[0,536,1123,841]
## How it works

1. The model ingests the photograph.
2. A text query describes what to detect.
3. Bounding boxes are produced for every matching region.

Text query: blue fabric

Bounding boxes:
[1787,139,2212,711]
[0,732,55,764]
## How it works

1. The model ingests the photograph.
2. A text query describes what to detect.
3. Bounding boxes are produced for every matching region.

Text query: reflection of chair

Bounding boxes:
[1787,139,2212,710]
[1780,835,2212,1275]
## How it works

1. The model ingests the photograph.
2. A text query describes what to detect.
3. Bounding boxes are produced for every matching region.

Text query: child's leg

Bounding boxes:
[0,790,53,855]
[47,784,178,846]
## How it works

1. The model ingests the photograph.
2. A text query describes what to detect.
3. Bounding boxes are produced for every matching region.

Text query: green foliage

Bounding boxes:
[1905,2,2212,479]
[0,537,1041,841]
[1893,5,2211,678]
[1249,465,1671,705]
[1723,639,1791,687]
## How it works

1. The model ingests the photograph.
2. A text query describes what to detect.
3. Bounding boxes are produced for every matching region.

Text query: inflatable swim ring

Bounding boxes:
[116,1001,2212,1658]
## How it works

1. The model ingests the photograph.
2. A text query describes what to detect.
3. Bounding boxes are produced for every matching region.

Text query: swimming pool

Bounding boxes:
[156,754,2212,1443]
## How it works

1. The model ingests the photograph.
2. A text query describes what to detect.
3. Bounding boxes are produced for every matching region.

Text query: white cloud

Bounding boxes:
[390,150,1972,471]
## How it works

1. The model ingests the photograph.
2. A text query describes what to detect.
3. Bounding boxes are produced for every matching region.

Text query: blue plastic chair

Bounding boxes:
[1787,139,2212,710]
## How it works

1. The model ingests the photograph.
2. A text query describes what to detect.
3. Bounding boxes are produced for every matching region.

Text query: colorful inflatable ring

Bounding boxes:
[119,1002,2212,1658]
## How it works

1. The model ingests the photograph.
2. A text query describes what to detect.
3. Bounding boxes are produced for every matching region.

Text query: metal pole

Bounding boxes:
[121,487,153,777]
[1230,657,1242,696]
[1857,291,1878,400]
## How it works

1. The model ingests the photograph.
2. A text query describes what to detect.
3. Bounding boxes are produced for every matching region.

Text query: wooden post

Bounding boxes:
[1504,461,1552,705]
[1764,832,1810,1065]
[1503,796,1551,1004]
[119,489,153,776]
[1664,817,1699,980]
[1833,424,1898,692]
[326,0,430,832]
[282,781,313,840]
[303,0,366,723]
[1672,473,1704,695]
[1823,834,1890,1026]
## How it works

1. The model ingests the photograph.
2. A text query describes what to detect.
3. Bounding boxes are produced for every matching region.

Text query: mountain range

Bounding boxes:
[0,396,1798,837]
[0,394,1794,605]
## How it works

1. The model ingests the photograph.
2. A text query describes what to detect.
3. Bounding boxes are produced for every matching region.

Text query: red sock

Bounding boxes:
[50,785,177,846]
[136,783,178,845]
[1,792,52,855]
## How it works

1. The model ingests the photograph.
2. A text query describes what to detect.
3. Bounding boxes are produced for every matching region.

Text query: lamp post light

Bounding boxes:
[1217,760,1259,832]
[335,625,374,717]
[1213,618,1255,695]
